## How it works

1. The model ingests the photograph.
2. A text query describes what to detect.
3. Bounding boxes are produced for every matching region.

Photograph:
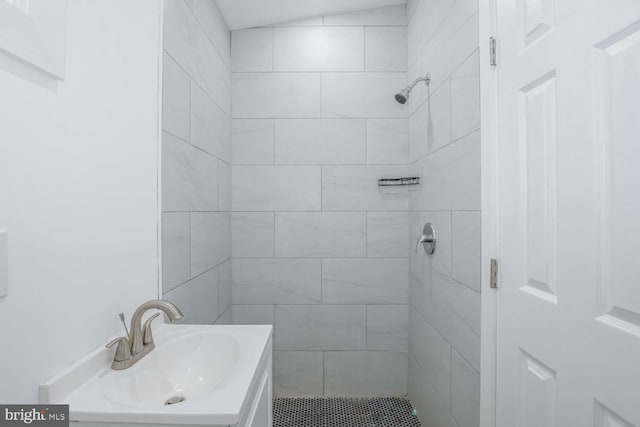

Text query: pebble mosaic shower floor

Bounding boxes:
[273,397,422,427]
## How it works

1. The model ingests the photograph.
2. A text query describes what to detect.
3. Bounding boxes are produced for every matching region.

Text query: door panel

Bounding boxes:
[595,402,635,427]
[522,0,554,46]
[519,351,557,427]
[595,22,640,337]
[495,0,640,426]
[519,71,558,304]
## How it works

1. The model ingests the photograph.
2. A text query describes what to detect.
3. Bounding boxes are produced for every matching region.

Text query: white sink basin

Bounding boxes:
[39,324,272,425]
[102,332,240,407]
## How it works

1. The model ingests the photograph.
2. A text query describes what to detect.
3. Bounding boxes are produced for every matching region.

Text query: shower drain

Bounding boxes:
[164,395,187,406]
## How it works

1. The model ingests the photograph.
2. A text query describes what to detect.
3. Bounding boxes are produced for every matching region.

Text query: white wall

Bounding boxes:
[0,0,162,403]
[406,0,481,426]
[160,0,232,325]
[231,5,410,397]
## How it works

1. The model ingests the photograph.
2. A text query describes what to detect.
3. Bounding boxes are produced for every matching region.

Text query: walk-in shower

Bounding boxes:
[394,73,431,104]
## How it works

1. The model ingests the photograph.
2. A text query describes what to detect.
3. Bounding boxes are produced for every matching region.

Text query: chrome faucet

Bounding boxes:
[106,300,183,370]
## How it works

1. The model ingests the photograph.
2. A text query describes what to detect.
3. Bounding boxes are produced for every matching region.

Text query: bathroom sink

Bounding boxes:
[102,332,240,407]
[39,324,273,425]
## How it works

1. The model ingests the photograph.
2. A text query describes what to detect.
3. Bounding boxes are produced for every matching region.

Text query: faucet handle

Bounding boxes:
[142,313,161,345]
[106,337,131,362]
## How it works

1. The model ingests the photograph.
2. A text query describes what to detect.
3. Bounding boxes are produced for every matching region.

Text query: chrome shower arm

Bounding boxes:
[406,73,431,91]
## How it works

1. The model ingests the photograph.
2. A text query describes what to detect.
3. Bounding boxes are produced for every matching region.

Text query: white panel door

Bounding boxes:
[495,0,640,426]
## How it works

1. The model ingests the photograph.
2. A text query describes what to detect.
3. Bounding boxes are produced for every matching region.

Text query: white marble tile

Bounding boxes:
[422,130,480,211]
[273,16,324,27]
[191,0,231,65]
[232,212,275,258]
[217,160,231,211]
[415,2,478,91]
[420,379,460,427]
[451,50,480,141]
[273,27,364,72]
[409,101,428,163]
[191,82,230,161]
[409,307,452,408]
[365,27,408,72]
[406,0,420,22]
[231,28,273,72]
[219,55,231,89]
[321,165,409,211]
[324,352,408,397]
[162,53,190,141]
[426,270,481,371]
[409,256,426,318]
[273,351,324,397]
[275,305,366,350]
[218,259,232,315]
[451,350,480,427]
[366,119,409,165]
[164,0,219,99]
[323,5,407,26]
[322,258,409,304]
[428,80,452,153]
[162,132,194,212]
[408,353,426,422]
[275,212,366,258]
[232,305,275,325]
[232,165,321,211]
[367,211,409,257]
[322,73,409,119]
[452,211,481,291]
[216,306,233,325]
[233,73,322,118]
[367,305,409,351]
[232,119,274,164]
[274,119,366,164]
[218,57,232,116]
[407,0,452,69]
[408,161,423,210]
[189,148,219,211]
[164,267,219,324]
[162,213,191,292]
[190,212,230,276]
[162,132,218,212]
[233,258,321,304]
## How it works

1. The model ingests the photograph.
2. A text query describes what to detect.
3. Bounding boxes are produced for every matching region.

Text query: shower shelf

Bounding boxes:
[378,177,420,187]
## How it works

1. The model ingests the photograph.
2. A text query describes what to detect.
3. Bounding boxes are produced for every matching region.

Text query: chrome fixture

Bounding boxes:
[106,300,183,370]
[415,222,436,255]
[394,73,431,104]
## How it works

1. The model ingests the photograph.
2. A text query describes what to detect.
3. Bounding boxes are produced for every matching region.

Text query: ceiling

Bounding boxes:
[215,0,408,30]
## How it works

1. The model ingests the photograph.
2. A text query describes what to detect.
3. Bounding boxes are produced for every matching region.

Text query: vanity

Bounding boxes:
[39,323,273,427]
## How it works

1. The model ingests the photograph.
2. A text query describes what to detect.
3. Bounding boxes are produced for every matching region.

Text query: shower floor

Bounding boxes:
[273,397,422,427]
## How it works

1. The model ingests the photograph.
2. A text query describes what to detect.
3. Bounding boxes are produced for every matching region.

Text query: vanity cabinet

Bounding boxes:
[42,325,274,427]
[239,352,272,427]
[238,341,272,427]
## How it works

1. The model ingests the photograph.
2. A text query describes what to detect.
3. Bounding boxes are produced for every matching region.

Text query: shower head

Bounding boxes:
[395,89,410,105]
[394,73,431,104]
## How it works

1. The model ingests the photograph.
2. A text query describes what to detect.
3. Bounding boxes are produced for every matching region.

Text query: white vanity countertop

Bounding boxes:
[39,324,273,426]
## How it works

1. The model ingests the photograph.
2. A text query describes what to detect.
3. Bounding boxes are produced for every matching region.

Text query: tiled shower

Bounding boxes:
[231,6,410,398]
[161,0,480,425]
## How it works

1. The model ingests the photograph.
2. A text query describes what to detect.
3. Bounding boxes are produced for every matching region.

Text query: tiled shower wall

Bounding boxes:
[230,6,411,397]
[161,0,232,324]
[405,0,482,426]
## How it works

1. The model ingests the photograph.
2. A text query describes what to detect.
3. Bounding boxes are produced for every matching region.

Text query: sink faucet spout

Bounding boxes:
[129,300,183,355]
